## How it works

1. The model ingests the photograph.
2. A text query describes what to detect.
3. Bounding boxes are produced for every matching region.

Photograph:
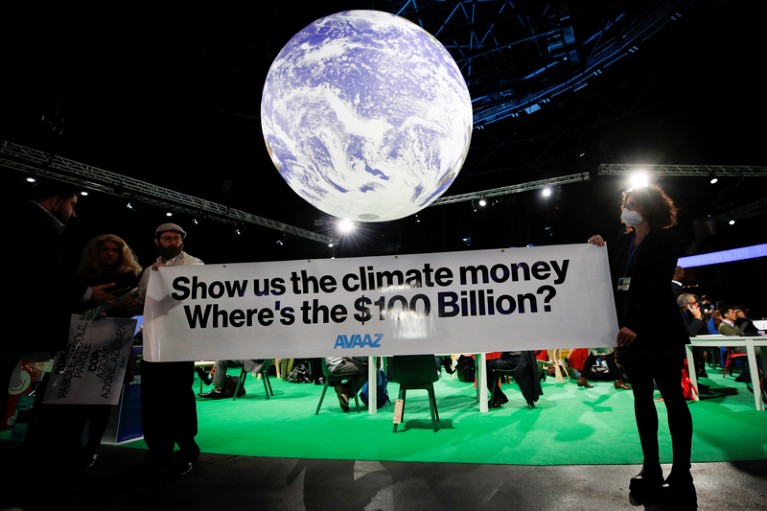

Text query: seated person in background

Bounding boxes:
[707,309,722,335]
[485,351,543,409]
[325,357,368,412]
[197,359,265,399]
[718,305,740,336]
[576,348,631,390]
[435,355,455,375]
[677,293,710,378]
[734,306,759,336]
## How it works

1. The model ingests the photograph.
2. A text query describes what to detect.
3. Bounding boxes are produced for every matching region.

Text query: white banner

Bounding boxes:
[143,244,618,361]
[43,314,137,405]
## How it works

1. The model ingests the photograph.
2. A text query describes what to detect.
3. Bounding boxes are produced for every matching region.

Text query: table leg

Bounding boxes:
[685,345,700,402]
[368,356,377,415]
[479,353,488,413]
[746,346,764,411]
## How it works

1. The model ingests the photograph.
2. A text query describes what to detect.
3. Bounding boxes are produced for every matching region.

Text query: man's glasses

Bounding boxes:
[625,202,639,211]
[159,235,183,242]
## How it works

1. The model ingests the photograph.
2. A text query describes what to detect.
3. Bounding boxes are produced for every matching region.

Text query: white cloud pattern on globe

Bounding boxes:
[261,10,473,222]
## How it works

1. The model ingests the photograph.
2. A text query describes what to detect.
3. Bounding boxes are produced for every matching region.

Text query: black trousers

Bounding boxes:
[140,360,199,464]
[618,347,692,476]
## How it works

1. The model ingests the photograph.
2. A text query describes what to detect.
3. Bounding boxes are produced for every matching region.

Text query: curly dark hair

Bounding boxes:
[620,184,678,231]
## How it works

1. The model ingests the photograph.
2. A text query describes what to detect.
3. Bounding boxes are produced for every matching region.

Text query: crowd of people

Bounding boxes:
[2,179,763,511]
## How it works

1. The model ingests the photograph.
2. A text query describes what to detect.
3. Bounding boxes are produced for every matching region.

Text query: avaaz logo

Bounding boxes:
[333,333,383,349]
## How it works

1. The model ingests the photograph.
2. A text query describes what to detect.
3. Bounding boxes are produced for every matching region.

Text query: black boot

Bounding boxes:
[656,472,697,510]
[628,466,663,505]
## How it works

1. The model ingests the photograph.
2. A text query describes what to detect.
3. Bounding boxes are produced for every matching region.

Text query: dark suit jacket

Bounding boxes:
[3,200,88,356]
[608,228,689,352]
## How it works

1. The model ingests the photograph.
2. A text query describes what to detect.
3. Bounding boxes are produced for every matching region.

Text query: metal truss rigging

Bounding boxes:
[598,164,767,178]
[392,0,696,127]
[430,172,589,205]
[0,140,339,246]
[597,163,767,224]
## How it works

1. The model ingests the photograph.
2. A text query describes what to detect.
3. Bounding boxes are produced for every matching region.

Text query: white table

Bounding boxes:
[686,335,767,411]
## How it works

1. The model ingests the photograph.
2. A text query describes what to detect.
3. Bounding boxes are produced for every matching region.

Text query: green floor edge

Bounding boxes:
[4,363,766,466]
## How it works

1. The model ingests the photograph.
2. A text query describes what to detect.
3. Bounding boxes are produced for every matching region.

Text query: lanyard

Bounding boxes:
[624,234,640,275]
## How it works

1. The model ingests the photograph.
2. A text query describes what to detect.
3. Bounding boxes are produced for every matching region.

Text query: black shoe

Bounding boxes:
[174,445,200,476]
[656,477,697,510]
[82,448,100,472]
[489,394,509,408]
[195,367,212,385]
[628,467,663,504]
[175,461,194,476]
[338,393,350,411]
[198,389,223,399]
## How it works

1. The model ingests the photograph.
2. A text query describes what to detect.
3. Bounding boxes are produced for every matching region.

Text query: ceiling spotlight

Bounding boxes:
[336,218,356,234]
[478,196,487,207]
[728,219,735,226]
[629,170,650,189]
[192,218,199,225]
[165,212,173,217]
[709,176,718,184]
[541,187,552,198]
[235,228,242,235]
[26,177,36,183]
[80,190,89,196]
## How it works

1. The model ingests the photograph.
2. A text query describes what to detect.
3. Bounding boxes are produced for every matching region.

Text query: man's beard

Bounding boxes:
[159,245,182,260]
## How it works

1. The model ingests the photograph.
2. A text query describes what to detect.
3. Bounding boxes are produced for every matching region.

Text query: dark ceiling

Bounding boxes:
[1,0,764,281]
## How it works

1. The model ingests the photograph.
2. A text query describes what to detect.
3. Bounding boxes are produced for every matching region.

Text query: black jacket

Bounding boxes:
[608,228,689,352]
[3,200,88,356]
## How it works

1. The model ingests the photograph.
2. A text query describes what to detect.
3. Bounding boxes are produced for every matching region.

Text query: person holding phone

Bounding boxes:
[677,293,710,378]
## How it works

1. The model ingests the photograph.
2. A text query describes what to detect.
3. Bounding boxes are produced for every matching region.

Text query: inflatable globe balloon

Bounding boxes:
[261,10,473,222]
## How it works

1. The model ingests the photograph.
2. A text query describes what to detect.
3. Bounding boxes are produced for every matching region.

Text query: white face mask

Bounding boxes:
[621,208,643,227]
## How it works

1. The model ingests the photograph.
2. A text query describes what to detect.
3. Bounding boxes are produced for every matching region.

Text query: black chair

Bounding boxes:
[389,355,440,432]
[315,359,361,414]
[233,359,274,401]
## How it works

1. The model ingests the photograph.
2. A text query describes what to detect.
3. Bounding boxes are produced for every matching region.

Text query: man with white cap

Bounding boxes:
[138,222,203,476]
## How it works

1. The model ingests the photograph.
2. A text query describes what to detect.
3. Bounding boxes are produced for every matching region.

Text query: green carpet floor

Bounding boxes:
[4,364,765,466]
[133,364,767,466]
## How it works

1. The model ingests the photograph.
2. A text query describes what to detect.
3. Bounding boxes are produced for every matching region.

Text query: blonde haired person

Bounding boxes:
[68,233,144,471]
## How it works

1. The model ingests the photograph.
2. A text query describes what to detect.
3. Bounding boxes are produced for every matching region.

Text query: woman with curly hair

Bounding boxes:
[589,185,695,510]
[70,233,144,470]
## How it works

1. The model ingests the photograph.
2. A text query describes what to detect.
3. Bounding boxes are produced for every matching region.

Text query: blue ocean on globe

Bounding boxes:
[261,10,473,222]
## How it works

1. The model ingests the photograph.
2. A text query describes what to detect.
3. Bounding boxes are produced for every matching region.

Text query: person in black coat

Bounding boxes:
[589,184,695,510]
[1,182,116,434]
[0,181,117,509]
